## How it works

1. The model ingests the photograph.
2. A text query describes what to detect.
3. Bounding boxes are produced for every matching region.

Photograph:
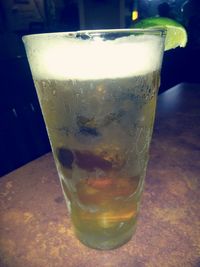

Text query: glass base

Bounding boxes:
[74,219,137,250]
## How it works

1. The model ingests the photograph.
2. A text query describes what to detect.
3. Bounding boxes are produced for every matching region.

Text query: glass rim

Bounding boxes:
[23,28,166,41]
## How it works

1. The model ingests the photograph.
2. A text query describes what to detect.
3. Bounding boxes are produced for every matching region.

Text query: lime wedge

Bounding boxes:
[134,17,187,51]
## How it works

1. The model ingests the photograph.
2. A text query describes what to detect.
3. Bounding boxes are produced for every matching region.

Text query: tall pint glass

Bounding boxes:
[23,29,165,250]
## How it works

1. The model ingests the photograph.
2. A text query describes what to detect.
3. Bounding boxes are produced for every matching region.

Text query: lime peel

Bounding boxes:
[134,17,188,51]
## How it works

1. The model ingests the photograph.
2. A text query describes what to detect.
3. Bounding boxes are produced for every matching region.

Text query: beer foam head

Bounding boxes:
[23,31,165,80]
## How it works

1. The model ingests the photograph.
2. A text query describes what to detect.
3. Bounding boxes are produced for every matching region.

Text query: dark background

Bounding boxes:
[0,0,200,176]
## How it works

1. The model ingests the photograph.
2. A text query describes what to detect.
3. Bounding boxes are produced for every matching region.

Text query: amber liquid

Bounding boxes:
[34,72,159,249]
[70,176,139,249]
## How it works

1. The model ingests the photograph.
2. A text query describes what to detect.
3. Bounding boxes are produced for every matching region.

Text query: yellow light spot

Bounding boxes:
[132,10,138,21]
[99,210,136,228]
[50,246,60,257]
[6,181,13,189]
[58,225,67,234]
[97,85,104,93]
[153,207,186,224]
[24,212,34,223]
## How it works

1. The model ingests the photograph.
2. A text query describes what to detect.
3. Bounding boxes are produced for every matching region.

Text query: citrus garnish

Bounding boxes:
[134,17,187,51]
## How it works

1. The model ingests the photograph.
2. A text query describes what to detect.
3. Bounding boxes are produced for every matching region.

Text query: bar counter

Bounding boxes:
[0,83,200,267]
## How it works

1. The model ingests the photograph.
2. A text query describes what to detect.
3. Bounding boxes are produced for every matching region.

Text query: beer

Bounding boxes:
[23,30,165,249]
[34,71,159,249]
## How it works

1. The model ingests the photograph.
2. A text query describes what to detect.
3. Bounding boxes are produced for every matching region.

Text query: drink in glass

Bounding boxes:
[23,29,165,250]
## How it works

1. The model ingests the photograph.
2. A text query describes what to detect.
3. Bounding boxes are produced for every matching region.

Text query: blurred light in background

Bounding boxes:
[132,10,138,21]
[131,0,138,21]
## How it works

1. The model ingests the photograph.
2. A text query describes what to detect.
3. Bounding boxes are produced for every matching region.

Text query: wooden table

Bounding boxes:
[0,83,200,267]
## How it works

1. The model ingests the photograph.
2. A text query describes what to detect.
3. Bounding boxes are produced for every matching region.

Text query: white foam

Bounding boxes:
[23,32,164,80]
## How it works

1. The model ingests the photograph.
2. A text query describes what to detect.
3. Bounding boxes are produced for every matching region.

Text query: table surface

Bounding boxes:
[0,83,200,267]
